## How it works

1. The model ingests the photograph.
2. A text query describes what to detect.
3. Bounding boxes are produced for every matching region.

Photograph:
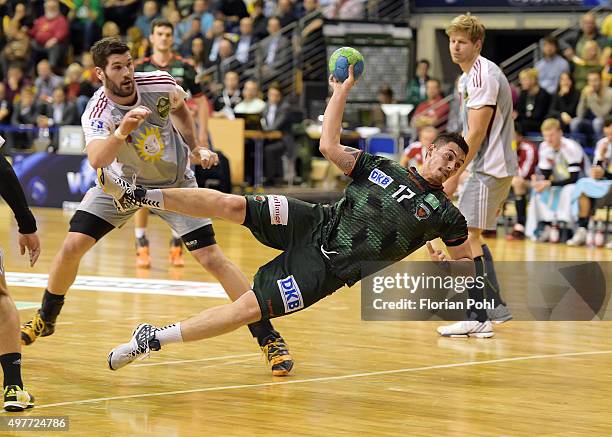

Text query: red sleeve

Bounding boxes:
[29,18,41,38]
[434,101,450,122]
[54,16,69,42]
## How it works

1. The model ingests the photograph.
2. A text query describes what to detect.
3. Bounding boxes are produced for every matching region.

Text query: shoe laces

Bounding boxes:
[261,336,288,361]
[25,313,46,336]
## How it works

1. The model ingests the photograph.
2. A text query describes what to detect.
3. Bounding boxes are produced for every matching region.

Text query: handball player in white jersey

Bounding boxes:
[20,38,294,376]
[438,15,518,338]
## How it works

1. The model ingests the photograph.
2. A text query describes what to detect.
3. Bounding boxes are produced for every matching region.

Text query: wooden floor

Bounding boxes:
[1,206,611,436]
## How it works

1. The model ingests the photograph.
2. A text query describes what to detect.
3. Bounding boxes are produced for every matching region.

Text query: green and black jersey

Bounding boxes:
[135,55,202,98]
[323,152,468,286]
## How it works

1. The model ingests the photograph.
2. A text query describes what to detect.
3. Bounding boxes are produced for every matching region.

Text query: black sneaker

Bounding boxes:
[21,310,55,345]
[3,385,35,412]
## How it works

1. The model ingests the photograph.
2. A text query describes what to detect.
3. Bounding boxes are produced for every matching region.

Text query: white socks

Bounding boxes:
[156,322,183,346]
[134,227,146,239]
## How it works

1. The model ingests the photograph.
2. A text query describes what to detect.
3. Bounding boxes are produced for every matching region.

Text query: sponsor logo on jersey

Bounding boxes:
[424,193,440,210]
[368,168,394,188]
[156,96,171,119]
[135,126,165,162]
[254,195,266,202]
[414,203,431,221]
[267,195,288,225]
[277,275,304,313]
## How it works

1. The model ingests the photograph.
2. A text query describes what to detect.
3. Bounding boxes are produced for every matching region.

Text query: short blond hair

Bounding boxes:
[519,68,539,81]
[446,14,486,44]
[541,118,561,132]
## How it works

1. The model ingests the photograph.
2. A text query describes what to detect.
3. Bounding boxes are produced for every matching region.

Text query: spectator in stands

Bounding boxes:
[135,1,160,38]
[324,0,365,20]
[103,0,140,35]
[235,17,257,64]
[189,37,208,74]
[261,16,290,75]
[212,38,241,82]
[535,36,570,95]
[567,116,612,247]
[64,62,95,116]
[515,68,551,134]
[560,12,607,61]
[411,79,449,131]
[4,65,28,107]
[547,71,580,133]
[572,40,604,92]
[212,70,241,118]
[370,85,395,130]
[277,0,297,28]
[37,86,79,149]
[234,80,265,114]
[0,83,11,127]
[300,0,325,81]
[399,125,437,170]
[262,84,293,186]
[102,21,121,39]
[69,0,103,55]
[4,3,32,42]
[507,128,538,240]
[193,0,214,36]
[217,0,249,32]
[34,59,63,104]
[2,38,31,79]
[203,18,226,67]
[80,52,101,87]
[9,87,37,150]
[127,26,147,59]
[406,59,430,108]
[29,0,69,71]
[526,118,583,242]
[251,0,268,40]
[571,71,612,143]
[175,11,203,57]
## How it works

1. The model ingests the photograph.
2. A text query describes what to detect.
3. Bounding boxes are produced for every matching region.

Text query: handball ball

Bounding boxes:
[329,47,365,82]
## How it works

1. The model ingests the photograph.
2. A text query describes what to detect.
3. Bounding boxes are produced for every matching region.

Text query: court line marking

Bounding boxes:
[5,272,227,298]
[31,349,612,410]
[132,353,261,367]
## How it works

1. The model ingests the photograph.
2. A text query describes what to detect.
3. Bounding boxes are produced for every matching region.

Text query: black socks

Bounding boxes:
[40,289,65,322]
[1,353,23,388]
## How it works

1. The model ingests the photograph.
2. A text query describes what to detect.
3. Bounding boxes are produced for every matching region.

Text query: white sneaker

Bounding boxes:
[567,227,587,246]
[97,168,149,212]
[538,225,552,243]
[107,323,161,370]
[437,320,494,338]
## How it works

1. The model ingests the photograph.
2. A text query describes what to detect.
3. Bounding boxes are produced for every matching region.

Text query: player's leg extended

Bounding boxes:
[108,291,261,370]
[0,268,35,411]
[20,231,97,345]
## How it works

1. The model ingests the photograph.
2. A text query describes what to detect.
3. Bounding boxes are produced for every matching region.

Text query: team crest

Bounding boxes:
[156,96,171,119]
[414,203,431,221]
[135,126,165,162]
[254,195,265,202]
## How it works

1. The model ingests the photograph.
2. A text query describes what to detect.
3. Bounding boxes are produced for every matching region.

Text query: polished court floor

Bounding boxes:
[1,206,611,436]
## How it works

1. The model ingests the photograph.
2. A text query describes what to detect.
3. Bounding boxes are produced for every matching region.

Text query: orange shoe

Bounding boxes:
[136,236,151,269]
[169,238,184,267]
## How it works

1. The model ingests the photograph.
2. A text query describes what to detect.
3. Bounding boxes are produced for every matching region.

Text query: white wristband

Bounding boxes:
[113,128,128,141]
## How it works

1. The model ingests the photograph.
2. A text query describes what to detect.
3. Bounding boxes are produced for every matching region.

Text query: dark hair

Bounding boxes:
[268,82,282,94]
[91,37,130,69]
[427,78,441,87]
[542,36,559,49]
[378,85,393,98]
[417,59,430,68]
[604,114,612,128]
[433,132,469,156]
[151,18,174,34]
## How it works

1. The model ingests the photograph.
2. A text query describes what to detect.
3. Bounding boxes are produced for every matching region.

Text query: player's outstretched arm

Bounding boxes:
[319,65,361,175]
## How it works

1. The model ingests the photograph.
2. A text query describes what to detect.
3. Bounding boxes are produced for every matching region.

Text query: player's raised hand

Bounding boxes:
[19,232,41,267]
[190,146,219,169]
[426,241,448,262]
[119,106,151,135]
[329,65,357,93]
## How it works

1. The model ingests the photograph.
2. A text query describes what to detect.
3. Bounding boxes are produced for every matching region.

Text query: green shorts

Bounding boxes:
[243,195,345,320]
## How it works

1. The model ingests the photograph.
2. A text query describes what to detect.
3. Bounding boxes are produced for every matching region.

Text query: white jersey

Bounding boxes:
[459,55,517,178]
[538,137,583,181]
[82,71,191,188]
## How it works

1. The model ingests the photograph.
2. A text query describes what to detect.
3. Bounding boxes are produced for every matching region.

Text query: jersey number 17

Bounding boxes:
[391,185,416,203]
